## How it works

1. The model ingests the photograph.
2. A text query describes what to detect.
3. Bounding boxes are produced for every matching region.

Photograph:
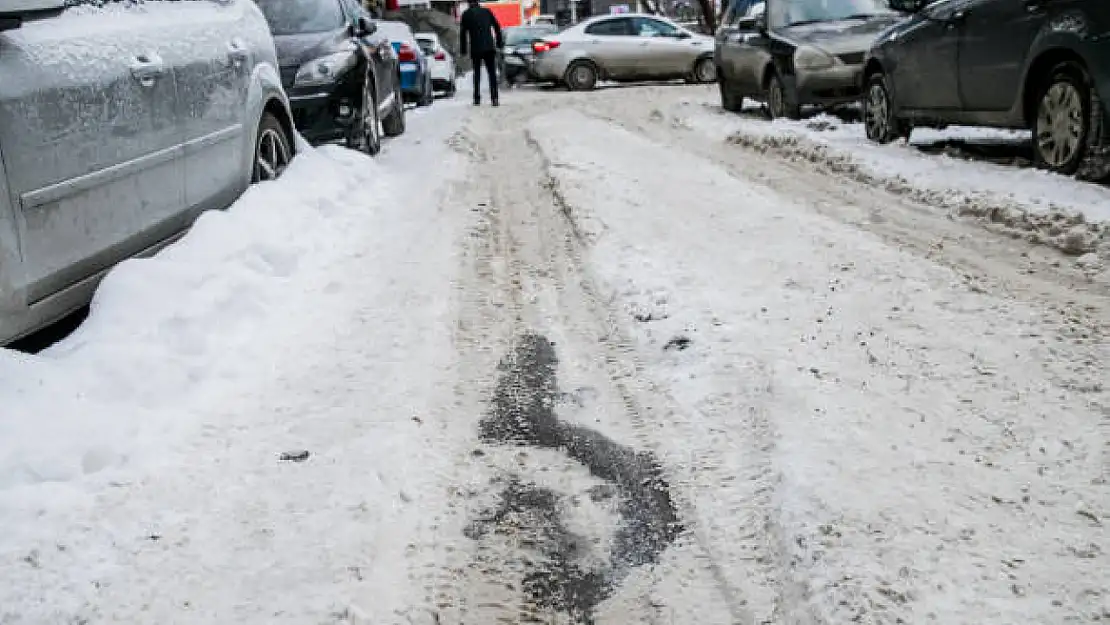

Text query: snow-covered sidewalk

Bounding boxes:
[527,108,1109,624]
[0,100,473,622]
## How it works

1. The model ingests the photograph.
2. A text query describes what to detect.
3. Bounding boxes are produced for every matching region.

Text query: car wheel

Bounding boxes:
[766,73,800,120]
[382,78,406,138]
[719,72,742,112]
[1032,62,1091,175]
[347,78,381,156]
[251,112,292,183]
[692,56,716,84]
[565,60,598,91]
[863,72,904,144]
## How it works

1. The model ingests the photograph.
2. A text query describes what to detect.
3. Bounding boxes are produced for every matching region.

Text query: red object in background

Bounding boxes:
[532,40,559,53]
[398,42,417,61]
[434,51,447,60]
[385,0,399,9]
[480,1,522,27]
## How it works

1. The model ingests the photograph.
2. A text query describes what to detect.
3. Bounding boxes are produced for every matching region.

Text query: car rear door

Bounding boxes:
[956,0,1044,112]
[0,4,185,304]
[582,17,639,79]
[167,0,255,211]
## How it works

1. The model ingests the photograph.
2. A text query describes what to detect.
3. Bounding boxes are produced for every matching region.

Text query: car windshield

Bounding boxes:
[504,26,557,46]
[377,20,415,41]
[254,0,346,36]
[768,0,897,28]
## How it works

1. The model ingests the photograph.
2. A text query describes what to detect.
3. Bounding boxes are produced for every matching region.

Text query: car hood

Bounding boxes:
[778,15,902,55]
[273,29,349,69]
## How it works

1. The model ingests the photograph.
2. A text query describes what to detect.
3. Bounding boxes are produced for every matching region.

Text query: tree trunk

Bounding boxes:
[696,0,717,32]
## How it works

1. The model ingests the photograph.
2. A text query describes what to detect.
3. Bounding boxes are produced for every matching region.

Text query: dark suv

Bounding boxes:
[257,0,405,155]
[862,0,1110,176]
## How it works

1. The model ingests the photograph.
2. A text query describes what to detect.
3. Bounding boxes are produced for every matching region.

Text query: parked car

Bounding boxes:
[415,32,457,96]
[499,24,559,87]
[376,20,435,106]
[256,0,405,155]
[529,14,717,91]
[0,0,296,346]
[862,0,1110,176]
[715,0,902,118]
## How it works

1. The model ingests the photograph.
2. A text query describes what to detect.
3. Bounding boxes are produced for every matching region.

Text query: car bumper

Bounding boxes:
[794,63,864,106]
[430,61,453,82]
[286,80,360,145]
[399,63,423,95]
[530,53,569,81]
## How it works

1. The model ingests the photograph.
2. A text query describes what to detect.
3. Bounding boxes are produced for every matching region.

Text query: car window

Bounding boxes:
[505,26,557,45]
[634,17,679,36]
[416,38,436,55]
[768,0,896,28]
[726,0,765,25]
[584,17,633,36]
[255,0,346,35]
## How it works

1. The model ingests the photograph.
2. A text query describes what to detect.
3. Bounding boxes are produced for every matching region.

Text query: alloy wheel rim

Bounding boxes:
[865,83,889,139]
[573,65,592,88]
[364,83,379,151]
[1037,82,1083,167]
[256,128,288,182]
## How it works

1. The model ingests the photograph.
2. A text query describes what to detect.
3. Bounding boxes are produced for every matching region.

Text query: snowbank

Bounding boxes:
[527,108,1110,624]
[667,93,1110,258]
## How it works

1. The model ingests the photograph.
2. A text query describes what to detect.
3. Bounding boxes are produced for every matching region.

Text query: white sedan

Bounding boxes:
[416,32,457,96]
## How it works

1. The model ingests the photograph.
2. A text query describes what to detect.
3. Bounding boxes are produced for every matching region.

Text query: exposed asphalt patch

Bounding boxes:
[475,332,682,623]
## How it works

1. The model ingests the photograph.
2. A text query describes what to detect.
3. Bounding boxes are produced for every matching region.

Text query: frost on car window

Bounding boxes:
[254,0,347,35]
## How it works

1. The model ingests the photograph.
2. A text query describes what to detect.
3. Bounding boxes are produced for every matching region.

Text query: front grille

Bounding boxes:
[837,51,865,65]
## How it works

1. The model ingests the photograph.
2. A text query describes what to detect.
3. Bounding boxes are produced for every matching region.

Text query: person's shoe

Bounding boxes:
[473,99,480,106]
[492,99,500,107]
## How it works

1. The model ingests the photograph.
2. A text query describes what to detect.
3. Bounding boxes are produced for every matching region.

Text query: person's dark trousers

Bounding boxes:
[471,50,499,105]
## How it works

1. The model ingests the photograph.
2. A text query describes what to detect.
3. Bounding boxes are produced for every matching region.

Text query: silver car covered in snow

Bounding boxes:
[529,13,718,91]
[0,0,295,345]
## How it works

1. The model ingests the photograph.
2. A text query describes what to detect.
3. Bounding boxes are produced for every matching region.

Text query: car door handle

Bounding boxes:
[130,53,165,87]
[227,39,248,67]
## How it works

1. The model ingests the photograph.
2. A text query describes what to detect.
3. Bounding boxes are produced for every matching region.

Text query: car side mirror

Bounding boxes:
[353,16,376,36]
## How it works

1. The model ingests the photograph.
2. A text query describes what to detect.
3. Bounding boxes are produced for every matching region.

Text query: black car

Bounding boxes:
[862,0,1110,176]
[498,24,559,87]
[255,0,405,155]
[715,0,903,118]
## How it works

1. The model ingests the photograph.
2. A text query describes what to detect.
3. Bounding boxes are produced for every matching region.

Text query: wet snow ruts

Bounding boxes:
[475,332,682,622]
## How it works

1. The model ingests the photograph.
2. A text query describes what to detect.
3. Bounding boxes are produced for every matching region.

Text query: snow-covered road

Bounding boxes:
[2,84,1108,624]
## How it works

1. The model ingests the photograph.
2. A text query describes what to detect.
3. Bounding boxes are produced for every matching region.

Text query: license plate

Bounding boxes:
[400,62,418,72]
[506,57,525,66]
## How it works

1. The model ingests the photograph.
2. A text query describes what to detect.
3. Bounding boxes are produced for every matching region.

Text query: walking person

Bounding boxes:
[459,0,503,106]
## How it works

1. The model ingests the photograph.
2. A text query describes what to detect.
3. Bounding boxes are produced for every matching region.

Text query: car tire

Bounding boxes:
[347,77,381,156]
[251,111,292,183]
[863,72,905,144]
[382,78,406,138]
[766,72,800,120]
[1032,62,1091,176]
[719,72,742,112]
[565,60,598,91]
[691,56,716,84]
[446,78,456,97]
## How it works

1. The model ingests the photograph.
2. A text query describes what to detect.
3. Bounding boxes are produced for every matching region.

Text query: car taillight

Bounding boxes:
[398,43,417,62]
[532,40,561,53]
[434,51,446,60]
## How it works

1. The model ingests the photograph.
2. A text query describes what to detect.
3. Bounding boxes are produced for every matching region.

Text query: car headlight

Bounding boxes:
[294,51,358,87]
[794,45,835,71]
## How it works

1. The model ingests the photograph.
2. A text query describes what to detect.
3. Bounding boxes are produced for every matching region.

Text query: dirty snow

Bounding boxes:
[1,81,1108,625]
[666,91,1110,258]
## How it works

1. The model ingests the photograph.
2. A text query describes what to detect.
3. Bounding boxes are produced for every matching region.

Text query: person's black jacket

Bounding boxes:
[459,4,503,57]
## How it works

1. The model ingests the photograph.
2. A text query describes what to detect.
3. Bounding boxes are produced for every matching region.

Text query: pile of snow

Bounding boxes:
[0,145,391,491]
[527,109,1110,624]
[667,95,1110,259]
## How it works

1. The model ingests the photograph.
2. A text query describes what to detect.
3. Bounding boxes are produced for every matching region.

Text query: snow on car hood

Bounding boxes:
[778,15,902,56]
[272,29,350,69]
